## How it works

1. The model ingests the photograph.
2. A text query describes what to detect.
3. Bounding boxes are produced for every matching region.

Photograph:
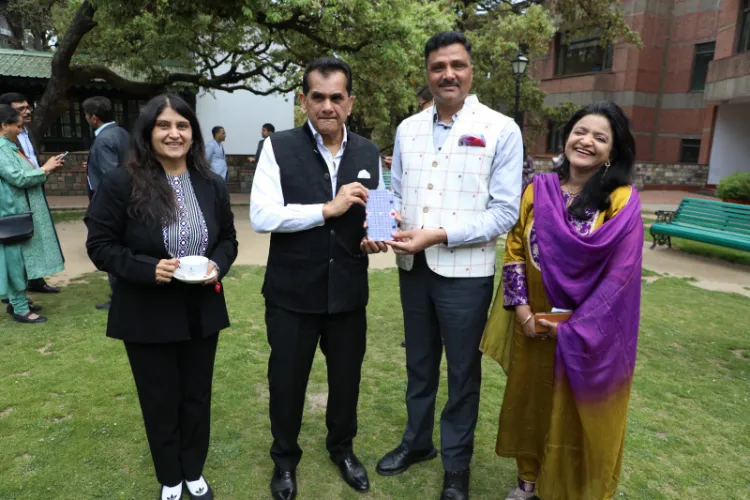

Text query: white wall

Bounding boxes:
[708,103,750,184]
[196,88,294,155]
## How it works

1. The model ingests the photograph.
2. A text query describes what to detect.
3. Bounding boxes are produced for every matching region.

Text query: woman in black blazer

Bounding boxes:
[85,94,238,500]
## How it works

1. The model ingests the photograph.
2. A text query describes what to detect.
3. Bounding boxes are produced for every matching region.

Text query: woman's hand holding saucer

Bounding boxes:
[156,258,180,283]
[203,262,218,285]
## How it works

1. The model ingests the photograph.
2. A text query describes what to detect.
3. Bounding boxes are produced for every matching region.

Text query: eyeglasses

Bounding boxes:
[15,105,33,113]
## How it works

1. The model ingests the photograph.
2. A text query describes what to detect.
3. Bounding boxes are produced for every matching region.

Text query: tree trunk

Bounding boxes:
[28,1,97,152]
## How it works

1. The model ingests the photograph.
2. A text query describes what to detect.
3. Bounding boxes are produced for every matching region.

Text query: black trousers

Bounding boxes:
[125,334,219,486]
[265,302,367,470]
[399,252,494,472]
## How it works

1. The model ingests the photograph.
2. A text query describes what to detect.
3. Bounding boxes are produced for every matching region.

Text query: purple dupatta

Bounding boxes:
[534,174,643,403]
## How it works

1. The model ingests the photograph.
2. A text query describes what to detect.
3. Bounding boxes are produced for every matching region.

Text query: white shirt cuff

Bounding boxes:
[443,223,466,248]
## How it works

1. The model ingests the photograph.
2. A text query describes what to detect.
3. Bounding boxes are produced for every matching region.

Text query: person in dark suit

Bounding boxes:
[83,96,130,199]
[250,58,384,500]
[85,94,238,500]
[247,122,274,165]
[83,96,131,311]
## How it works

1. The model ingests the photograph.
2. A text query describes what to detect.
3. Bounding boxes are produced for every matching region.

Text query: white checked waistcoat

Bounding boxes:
[396,95,513,278]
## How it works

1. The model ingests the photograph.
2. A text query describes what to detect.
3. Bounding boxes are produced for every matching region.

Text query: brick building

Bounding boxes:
[529,0,750,189]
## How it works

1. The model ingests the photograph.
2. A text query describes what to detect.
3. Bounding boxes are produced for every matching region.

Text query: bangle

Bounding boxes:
[521,314,533,326]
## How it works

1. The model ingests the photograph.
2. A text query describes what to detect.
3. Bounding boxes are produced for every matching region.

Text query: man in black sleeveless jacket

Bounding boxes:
[250,57,385,500]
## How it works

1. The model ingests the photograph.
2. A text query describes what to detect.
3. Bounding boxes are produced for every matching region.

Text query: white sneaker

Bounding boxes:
[505,486,536,500]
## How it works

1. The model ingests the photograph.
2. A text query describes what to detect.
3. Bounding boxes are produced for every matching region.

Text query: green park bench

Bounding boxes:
[650,198,750,251]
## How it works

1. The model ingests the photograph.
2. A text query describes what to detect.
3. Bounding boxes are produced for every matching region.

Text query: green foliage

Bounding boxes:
[717,172,750,201]
[23,0,638,150]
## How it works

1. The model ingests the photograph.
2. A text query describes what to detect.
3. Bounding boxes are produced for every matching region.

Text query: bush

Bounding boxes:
[717,172,750,201]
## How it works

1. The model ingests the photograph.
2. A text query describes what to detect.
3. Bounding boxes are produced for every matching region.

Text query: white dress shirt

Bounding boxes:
[250,121,384,233]
[17,128,39,168]
[390,103,523,247]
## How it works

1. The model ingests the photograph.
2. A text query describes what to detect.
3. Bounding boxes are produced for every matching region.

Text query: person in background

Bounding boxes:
[251,57,384,500]
[84,96,130,199]
[374,31,522,500]
[0,92,64,295]
[205,126,228,181]
[248,123,275,165]
[0,105,66,323]
[416,85,434,111]
[85,94,238,500]
[481,101,643,500]
[522,147,536,192]
[83,96,131,311]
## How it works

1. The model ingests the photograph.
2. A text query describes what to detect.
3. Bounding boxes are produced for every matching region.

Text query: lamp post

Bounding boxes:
[511,51,529,129]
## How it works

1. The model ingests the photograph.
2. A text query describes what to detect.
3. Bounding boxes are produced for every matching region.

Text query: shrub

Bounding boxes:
[717,172,750,201]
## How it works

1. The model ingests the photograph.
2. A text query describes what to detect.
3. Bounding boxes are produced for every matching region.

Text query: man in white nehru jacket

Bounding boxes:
[372,31,523,500]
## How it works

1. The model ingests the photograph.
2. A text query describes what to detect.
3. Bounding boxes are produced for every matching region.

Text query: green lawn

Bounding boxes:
[1,265,749,499]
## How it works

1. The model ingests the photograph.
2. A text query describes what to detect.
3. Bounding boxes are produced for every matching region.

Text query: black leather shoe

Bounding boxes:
[270,467,297,500]
[27,283,60,294]
[376,444,438,476]
[440,469,470,500]
[12,312,47,324]
[6,304,42,315]
[95,301,111,310]
[333,453,370,492]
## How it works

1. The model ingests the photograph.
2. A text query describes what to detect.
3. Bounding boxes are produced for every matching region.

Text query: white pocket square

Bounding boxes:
[357,169,371,180]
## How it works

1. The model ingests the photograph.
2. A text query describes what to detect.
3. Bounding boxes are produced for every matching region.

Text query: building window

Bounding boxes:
[547,121,564,153]
[555,33,613,76]
[45,100,83,139]
[739,0,750,53]
[690,42,715,92]
[113,99,124,125]
[680,139,701,163]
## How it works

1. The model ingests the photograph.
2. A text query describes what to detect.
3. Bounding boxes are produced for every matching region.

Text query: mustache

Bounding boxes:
[439,80,459,87]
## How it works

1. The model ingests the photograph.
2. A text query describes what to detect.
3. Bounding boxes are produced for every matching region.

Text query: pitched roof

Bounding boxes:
[0,48,53,79]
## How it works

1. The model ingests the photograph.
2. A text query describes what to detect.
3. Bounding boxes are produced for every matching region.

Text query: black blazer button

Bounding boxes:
[324,173,330,180]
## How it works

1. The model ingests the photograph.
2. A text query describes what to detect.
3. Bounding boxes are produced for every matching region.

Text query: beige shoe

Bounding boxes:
[505,486,536,500]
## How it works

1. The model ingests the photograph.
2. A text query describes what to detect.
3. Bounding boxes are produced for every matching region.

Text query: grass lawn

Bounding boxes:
[1,264,750,499]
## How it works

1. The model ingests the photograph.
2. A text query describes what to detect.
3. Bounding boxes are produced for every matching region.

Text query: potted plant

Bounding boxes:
[717,172,750,205]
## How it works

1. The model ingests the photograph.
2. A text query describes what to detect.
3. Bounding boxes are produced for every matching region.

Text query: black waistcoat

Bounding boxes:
[262,125,380,314]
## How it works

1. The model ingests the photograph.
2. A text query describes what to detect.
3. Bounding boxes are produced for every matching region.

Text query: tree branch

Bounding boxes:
[255,9,370,53]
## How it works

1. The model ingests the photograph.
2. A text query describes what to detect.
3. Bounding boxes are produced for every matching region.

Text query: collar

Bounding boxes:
[432,94,479,125]
[94,122,116,137]
[19,127,30,137]
[307,120,347,150]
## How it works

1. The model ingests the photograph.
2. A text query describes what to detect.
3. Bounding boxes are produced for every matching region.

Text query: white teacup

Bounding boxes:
[180,256,209,277]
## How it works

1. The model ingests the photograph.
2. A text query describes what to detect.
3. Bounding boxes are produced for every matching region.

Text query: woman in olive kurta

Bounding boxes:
[481,101,644,500]
[0,105,65,323]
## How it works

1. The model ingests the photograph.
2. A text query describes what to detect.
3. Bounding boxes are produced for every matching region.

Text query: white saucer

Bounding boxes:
[173,268,217,284]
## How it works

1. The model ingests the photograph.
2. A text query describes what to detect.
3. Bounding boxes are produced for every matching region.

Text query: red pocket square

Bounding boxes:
[458,134,486,147]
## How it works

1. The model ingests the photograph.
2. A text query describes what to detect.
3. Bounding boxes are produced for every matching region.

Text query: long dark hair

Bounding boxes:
[127,94,211,225]
[554,101,635,219]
